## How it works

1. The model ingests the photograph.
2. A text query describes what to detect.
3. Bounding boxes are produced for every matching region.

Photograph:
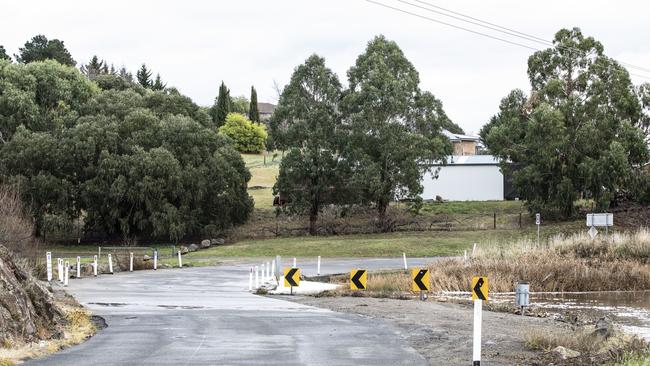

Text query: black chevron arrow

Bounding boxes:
[414,269,429,291]
[286,268,299,287]
[473,277,486,300]
[351,270,366,289]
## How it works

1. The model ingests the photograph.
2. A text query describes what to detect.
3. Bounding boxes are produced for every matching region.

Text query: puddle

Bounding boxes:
[88,302,128,307]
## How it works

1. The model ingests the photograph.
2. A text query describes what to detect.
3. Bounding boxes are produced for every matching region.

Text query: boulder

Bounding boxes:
[552,346,580,360]
[200,240,211,249]
[593,317,614,339]
[0,245,66,344]
[179,246,189,255]
[211,238,225,246]
[142,254,151,261]
[188,244,199,252]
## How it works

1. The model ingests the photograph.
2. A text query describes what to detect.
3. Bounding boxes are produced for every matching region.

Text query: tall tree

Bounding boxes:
[342,35,452,229]
[483,28,649,218]
[80,55,104,79]
[212,81,231,127]
[270,55,346,235]
[0,46,10,61]
[136,64,152,88]
[230,95,249,115]
[16,35,75,66]
[152,74,166,91]
[119,67,133,82]
[249,86,260,123]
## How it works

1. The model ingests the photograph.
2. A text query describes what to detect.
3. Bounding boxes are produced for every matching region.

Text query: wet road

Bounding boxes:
[26,258,436,366]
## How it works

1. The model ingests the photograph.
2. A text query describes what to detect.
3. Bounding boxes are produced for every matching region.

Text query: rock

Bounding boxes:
[142,254,151,261]
[179,246,189,255]
[0,245,66,344]
[188,244,199,252]
[200,240,211,249]
[212,238,225,245]
[435,195,444,202]
[553,346,581,360]
[210,239,219,245]
[594,317,614,339]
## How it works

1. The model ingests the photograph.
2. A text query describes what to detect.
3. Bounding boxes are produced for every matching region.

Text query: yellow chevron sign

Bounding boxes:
[472,276,488,301]
[411,268,430,292]
[350,269,367,290]
[284,267,300,287]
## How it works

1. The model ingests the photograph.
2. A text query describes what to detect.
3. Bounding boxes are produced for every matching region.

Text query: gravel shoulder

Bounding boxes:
[286,295,571,365]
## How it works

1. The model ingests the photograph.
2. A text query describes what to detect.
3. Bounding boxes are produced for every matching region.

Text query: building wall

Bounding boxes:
[452,141,477,155]
[421,165,504,201]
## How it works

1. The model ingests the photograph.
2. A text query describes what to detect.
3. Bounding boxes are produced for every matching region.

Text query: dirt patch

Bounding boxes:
[287,295,571,365]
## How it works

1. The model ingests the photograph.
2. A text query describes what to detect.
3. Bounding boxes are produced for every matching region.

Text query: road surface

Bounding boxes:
[27,258,436,365]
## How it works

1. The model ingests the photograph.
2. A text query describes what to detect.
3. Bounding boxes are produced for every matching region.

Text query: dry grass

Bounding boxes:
[0,304,95,364]
[429,229,650,292]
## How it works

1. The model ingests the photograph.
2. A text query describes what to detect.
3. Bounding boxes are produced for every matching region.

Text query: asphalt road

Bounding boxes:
[27,258,436,366]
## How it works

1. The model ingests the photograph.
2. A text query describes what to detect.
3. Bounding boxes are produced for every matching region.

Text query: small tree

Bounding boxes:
[16,35,76,66]
[152,74,166,91]
[136,64,152,88]
[249,86,260,123]
[218,113,267,153]
[0,46,10,61]
[212,81,231,127]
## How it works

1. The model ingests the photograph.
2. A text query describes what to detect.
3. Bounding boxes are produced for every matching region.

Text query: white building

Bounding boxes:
[421,155,505,201]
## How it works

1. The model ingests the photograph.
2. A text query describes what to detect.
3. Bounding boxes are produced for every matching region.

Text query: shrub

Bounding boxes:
[218,113,267,153]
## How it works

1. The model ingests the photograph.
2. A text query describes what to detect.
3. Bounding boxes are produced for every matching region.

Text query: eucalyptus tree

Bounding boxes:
[482,28,649,217]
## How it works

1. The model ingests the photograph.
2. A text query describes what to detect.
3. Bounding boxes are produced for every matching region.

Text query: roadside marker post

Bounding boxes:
[350,269,367,290]
[93,255,98,276]
[266,261,271,279]
[255,266,259,288]
[46,252,52,282]
[76,256,81,278]
[129,252,134,272]
[271,260,276,280]
[108,254,113,274]
[153,250,158,270]
[284,267,300,295]
[64,261,69,287]
[57,259,63,282]
[98,247,101,260]
[261,263,266,281]
[178,251,182,268]
[403,253,408,270]
[292,257,297,268]
[317,256,321,275]
[411,268,430,300]
[249,267,253,291]
[535,213,541,246]
[472,276,489,366]
[275,255,282,278]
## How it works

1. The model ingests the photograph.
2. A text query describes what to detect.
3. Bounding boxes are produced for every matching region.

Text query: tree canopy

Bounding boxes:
[249,86,260,123]
[212,82,232,127]
[218,113,267,153]
[342,36,452,226]
[481,28,650,218]
[0,46,10,61]
[16,35,75,66]
[270,55,347,234]
[0,60,252,241]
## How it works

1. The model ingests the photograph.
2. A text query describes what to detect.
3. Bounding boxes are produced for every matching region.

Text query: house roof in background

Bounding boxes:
[258,102,276,114]
[442,130,480,142]
[427,155,500,166]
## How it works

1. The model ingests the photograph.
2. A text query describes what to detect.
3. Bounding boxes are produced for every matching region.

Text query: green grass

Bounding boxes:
[420,200,524,215]
[242,153,280,209]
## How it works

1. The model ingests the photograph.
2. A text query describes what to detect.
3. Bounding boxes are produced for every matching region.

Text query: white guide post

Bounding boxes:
[76,256,81,278]
[473,300,482,365]
[153,250,158,270]
[93,255,98,276]
[317,256,321,275]
[292,257,297,268]
[402,253,408,270]
[255,266,259,288]
[108,254,113,274]
[58,259,63,282]
[249,267,253,291]
[266,261,270,279]
[178,250,182,268]
[271,260,276,280]
[46,252,52,282]
[64,261,69,287]
[261,263,265,281]
[129,252,134,272]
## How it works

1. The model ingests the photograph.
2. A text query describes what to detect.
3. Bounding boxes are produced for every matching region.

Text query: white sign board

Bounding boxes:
[535,213,541,226]
[586,213,613,227]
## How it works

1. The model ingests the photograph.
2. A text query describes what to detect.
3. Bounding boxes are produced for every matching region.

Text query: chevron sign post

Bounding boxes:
[350,269,367,290]
[284,267,300,295]
[472,276,489,366]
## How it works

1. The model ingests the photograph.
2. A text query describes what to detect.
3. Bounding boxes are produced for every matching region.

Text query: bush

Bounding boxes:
[218,113,267,153]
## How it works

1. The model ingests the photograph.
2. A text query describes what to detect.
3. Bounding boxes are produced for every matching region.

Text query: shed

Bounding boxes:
[421,155,505,201]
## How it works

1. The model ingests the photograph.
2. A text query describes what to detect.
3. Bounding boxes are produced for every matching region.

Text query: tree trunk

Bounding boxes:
[309,206,318,236]
[377,199,389,232]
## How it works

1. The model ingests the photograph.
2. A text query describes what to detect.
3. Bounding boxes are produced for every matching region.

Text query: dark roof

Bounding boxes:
[258,102,276,115]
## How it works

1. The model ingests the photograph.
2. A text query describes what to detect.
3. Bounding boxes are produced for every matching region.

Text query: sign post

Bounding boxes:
[472,276,489,366]
[284,267,300,295]
[350,269,367,290]
[46,252,52,282]
[586,213,613,239]
[411,268,430,301]
[535,213,541,246]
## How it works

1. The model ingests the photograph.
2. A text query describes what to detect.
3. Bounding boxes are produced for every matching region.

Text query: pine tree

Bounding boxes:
[0,45,10,61]
[249,86,260,123]
[152,74,166,91]
[213,81,232,127]
[119,67,133,82]
[136,63,152,88]
[81,55,103,79]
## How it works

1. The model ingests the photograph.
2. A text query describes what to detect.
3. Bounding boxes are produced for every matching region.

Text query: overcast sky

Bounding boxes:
[2,0,649,133]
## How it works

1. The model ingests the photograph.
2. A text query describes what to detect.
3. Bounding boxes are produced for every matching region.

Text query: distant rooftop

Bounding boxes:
[427,155,500,166]
[258,102,276,115]
[442,130,480,142]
